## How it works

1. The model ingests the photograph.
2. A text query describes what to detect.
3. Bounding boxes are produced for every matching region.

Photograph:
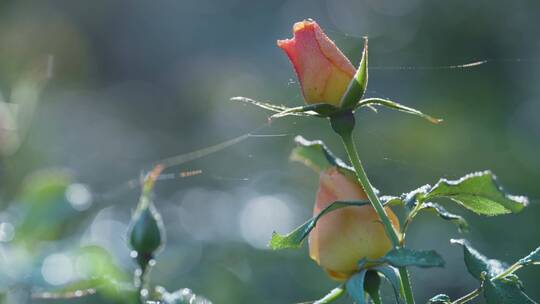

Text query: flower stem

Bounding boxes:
[332,113,415,304]
[339,131,400,246]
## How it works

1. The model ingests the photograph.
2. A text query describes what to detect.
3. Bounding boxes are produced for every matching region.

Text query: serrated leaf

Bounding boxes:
[290,136,355,176]
[306,286,346,304]
[425,171,528,216]
[346,270,368,304]
[484,279,537,304]
[451,239,506,280]
[380,196,405,207]
[364,271,382,304]
[517,246,540,267]
[374,266,402,304]
[269,200,369,250]
[428,294,451,303]
[356,98,442,124]
[381,248,445,268]
[402,184,431,209]
[340,38,368,110]
[420,202,469,233]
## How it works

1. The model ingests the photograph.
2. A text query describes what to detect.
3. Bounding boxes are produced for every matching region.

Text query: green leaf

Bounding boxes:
[484,279,537,304]
[75,245,128,282]
[517,246,540,267]
[420,202,469,233]
[340,38,368,110]
[451,239,506,280]
[402,184,431,209]
[307,286,346,304]
[346,270,367,304]
[374,266,402,303]
[380,196,405,207]
[356,97,442,124]
[290,136,355,176]
[381,248,445,268]
[428,294,451,303]
[16,169,78,242]
[269,200,370,250]
[425,171,528,216]
[364,271,382,304]
[33,246,134,302]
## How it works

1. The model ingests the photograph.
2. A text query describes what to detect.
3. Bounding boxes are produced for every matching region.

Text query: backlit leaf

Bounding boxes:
[425,171,528,216]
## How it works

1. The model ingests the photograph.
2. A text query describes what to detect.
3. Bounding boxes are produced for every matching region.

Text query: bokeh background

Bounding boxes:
[0,0,539,303]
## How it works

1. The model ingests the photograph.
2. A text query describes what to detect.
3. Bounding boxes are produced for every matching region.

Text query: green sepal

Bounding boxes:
[269,200,369,250]
[425,171,528,216]
[356,97,442,124]
[230,97,340,118]
[340,38,368,110]
[364,271,382,304]
[346,270,368,304]
[374,266,403,303]
[272,103,339,118]
[230,97,294,114]
[380,247,445,268]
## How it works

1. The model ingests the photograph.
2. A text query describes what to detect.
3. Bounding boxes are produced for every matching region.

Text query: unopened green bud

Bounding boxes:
[128,202,165,261]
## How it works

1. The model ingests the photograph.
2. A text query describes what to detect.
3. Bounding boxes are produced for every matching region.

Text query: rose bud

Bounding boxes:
[278,20,356,107]
[309,167,400,281]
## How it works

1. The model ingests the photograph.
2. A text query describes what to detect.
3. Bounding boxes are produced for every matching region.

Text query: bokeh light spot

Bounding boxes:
[65,183,93,211]
[41,253,74,285]
[0,222,15,242]
[240,195,294,250]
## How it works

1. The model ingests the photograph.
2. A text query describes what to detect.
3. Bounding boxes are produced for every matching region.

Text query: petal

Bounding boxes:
[309,167,400,280]
[278,20,355,106]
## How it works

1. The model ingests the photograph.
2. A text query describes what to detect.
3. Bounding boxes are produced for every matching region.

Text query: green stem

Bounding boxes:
[491,262,522,281]
[451,287,482,304]
[134,259,154,304]
[339,132,400,246]
[335,118,415,304]
[397,267,415,304]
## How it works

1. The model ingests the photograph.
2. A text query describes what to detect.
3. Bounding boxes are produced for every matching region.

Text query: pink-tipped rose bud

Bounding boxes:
[278,20,356,106]
[309,167,400,281]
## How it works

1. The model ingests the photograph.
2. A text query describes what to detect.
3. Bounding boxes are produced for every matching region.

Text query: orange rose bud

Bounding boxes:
[308,167,400,281]
[278,20,356,106]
